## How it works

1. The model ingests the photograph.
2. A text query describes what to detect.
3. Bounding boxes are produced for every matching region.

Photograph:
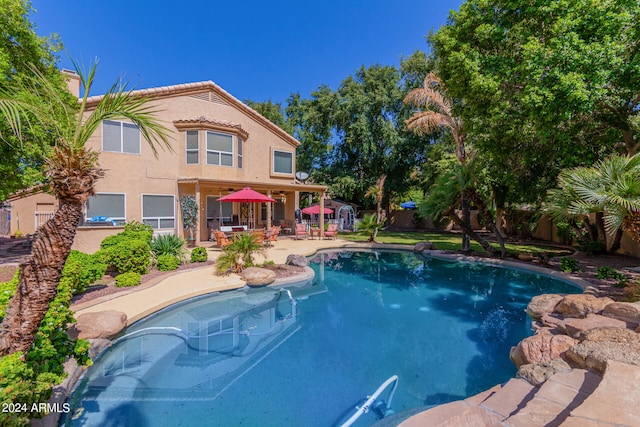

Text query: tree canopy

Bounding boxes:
[0,0,75,200]
[429,0,640,206]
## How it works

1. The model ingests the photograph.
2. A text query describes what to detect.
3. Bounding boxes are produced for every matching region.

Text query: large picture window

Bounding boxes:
[142,195,175,229]
[186,131,199,164]
[85,193,126,224]
[273,150,293,174]
[103,120,140,154]
[206,132,233,166]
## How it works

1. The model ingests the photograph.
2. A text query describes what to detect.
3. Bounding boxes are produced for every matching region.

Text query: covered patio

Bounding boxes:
[177,178,328,243]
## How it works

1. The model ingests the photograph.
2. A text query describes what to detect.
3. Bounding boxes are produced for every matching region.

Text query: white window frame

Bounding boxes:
[272,149,293,175]
[186,130,200,165]
[141,194,176,230]
[102,120,141,154]
[85,192,126,224]
[237,138,243,169]
[206,131,234,167]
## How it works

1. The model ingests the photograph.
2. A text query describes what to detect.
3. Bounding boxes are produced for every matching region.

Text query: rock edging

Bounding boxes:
[512,293,640,385]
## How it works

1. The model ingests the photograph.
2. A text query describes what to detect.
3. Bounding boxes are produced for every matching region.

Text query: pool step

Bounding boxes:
[398,370,600,427]
[398,379,535,427]
[502,369,599,427]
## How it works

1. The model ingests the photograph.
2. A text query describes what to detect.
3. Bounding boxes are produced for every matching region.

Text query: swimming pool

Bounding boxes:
[63,250,580,426]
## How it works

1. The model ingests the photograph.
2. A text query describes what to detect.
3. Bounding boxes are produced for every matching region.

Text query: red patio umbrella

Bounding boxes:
[302,205,334,215]
[218,187,276,203]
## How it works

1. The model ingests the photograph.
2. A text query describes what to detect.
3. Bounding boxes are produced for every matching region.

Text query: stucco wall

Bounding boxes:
[9,193,57,235]
[72,226,123,254]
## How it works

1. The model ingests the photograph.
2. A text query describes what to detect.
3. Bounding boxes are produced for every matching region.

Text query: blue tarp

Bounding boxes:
[400,201,417,209]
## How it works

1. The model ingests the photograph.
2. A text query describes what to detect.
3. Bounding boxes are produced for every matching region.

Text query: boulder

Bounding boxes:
[553,294,614,318]
[71,310,127,340]
[241,267,276,287]
[286,254,309,267]
[565,327,640,374]
[602,302,640,325]
[563,314,629,338]
[516,358,573,386]
[527,294,564,320]
[510,332,578,368]
[414,241,436,252]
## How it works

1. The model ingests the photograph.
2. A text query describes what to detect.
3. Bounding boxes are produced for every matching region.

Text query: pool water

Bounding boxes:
[63,250,580,426]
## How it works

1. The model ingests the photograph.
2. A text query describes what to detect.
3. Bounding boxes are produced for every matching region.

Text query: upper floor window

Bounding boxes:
[273,150,293,174]
[186,131,199,164]
[206,132,233,166]
[103,120,140,154]
[237,138,243,169]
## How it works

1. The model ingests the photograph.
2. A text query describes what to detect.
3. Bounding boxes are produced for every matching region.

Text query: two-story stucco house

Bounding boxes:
[7,71,327,252]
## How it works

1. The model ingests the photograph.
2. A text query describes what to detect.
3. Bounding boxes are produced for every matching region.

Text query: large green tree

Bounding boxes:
[0,62,172,355]
[0,0,75,200]
[429,0,638,208]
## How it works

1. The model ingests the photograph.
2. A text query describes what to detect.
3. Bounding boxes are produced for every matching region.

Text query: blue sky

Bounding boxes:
[30,0,463,103]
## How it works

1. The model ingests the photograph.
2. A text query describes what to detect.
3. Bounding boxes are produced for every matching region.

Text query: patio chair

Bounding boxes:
[324,223,339,240]
[266,225,280,243]
[250,229,265,246]
[213,230,232,248]
[295,223,308,240]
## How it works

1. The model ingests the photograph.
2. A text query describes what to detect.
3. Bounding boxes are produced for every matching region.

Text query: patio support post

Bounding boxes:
[195,183,201,242]
[319,192,325,238]
[266,191,273,229]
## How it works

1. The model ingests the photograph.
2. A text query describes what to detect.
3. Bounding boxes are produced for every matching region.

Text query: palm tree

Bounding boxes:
[0,61,172,356]
[404,72,472,251]
[365,174,387,222]
[404,72,467,164]
[546,154,640,252]
[421,161,505,257]
[356,213,385,243]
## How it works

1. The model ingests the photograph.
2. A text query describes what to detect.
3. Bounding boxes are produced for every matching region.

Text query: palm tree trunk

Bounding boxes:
[470,191,506,258]
[608,228,624,254]
[446,206,497,256]
[461,194,471,252]
[0,199,82,356]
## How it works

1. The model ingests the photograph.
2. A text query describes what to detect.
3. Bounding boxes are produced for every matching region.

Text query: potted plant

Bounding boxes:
[180,195,198,247]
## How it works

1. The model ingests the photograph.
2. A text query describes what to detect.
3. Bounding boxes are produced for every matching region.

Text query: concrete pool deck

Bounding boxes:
[69,237,640,427]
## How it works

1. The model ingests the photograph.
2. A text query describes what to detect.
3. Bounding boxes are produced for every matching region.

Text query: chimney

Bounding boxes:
[61,69,80,98]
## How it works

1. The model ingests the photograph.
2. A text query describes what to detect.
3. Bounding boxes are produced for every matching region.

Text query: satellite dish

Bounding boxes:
[295,171,309,182]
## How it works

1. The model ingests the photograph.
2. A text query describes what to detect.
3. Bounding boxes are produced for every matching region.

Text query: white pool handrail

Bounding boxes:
[340,375,399,427]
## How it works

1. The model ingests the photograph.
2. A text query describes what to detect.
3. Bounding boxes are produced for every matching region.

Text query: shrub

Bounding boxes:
[577,239,607,255]
[596,266,629,288]
[559,257,581,273]
[103,239,151,274]
[215,233,265,274]
[62,250,107,295]
[151,234,186,260]
[0,268,92,424]
[0,271,19,319]
[190,246,208,263]
[115,272,142,287]
[99,221,153,250]
[157,254,180,271]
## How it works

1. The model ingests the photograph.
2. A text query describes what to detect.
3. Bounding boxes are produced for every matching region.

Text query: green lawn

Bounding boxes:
[340,230,573,257]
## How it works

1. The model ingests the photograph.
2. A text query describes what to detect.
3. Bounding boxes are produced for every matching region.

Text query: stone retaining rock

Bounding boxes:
[602,302,640,325]
[510,332,578,368]
[285,254,309,267]
[553,294,614,318]
[564,327,640,374]
[563,314,629,338]
[70,310,127,340]
[241,267,276,286]
[516,358,573,386]
[527,294,564,320]
[414,241,436,252]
